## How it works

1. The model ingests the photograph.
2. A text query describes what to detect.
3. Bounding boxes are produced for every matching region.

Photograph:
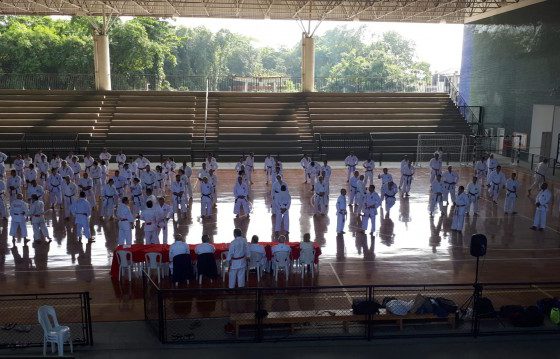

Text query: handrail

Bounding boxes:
[442,75,483,136]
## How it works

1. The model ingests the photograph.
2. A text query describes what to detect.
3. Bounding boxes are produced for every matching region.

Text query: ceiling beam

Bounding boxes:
[465,0,546,23]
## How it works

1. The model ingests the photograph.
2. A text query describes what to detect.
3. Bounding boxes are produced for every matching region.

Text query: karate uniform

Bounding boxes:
[274,191,291,232]
[112,175,128,198]
[442,170,459,204]
[226,236,248,288]
[475,160,487,182]
[466,182,480,214]
[116,203,134,245]
[140,207,159,244]
[99,151,111,165]
[361,191,381,234]
[78,178,95,207]
[70,161,81,181]
[451,192,469,231]
[171,180,188,213]
[264,156,275,183]
[154,171,165,196]
[29,200,49,241]
[9,199,28,238]
[355,179,366,212]
[23,168,37,188]
[300,157,310,182]
[363,160,375,186]
[487,170,506,202]
[101,184,117,218]
[209,174,218,205]
[89,166,103,198]
[59,166,74,181]
[141,170,157,192]
[401,165,415,194]
[156,203,172,244]
[486,158,498,182]
[383,185,398,213]
[533,189,552,230]
[83,156,94,174]
[47,174,63,207]
[70,198,92,240]
[336,194,347,233]
[233,182,250,215]
[530,162,547,192]
[429,179,444,215]
[182,166,193,198]
[13,158,24,178]
[271,180,287,214]
[0,181,6,218]
[344,155,359,181]
[244,156,254,184]
[37,161,49,184]
[429,157,442,183]
[348,176,359,205]
[321,165,332,195]
[135,157,150,173]
[313,181,327,214]
[7,175,22,202]
[205,158,218,172]
[50,158,62,172]
[200,183,213,217]
[130,183,144,216]
[377,173,393,200]
[504,178,519,213]
[115,153,126,169]
[62,182,78,218]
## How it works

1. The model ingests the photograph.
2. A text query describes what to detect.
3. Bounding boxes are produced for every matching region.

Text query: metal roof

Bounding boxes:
[0,0,544,23]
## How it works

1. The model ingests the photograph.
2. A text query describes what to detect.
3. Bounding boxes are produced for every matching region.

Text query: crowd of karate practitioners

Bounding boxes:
[0,145,555,248]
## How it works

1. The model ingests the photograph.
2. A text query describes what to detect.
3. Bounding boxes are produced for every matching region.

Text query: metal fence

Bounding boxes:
[142,273,560,344]
[0,73,435,93]
[0,292,93,349]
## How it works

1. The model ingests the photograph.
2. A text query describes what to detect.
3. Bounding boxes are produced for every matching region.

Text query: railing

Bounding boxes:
[0,292,93,349]
[143,273,560,344]
[442,76,483,136]
[20,132,82,156]
[314,133,373,161]
[0,73,436,93]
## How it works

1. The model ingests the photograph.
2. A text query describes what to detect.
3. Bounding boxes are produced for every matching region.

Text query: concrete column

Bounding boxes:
[301,34,315,92]
[93,34,111,91]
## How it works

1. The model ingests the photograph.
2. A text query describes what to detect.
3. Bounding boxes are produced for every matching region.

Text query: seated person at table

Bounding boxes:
[272,235,291,256]
[169,234,189,274]
[248,235,267,271]
[195,234,215,255]
[300,233,313,252]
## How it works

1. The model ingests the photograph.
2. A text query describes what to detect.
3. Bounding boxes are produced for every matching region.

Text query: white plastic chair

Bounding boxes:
[145,252,163,283]
[272,251,290,281]
[298,248,316,278]
[221,251,229,281]
[37,305,73,357]
[116,250,133,281]
[246,251,265,282]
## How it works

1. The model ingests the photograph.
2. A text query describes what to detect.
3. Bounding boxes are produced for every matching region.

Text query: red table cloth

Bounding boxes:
[110,242,321,280]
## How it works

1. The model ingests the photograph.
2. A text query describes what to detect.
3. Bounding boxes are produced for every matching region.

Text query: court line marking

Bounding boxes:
[532,285,554,299]
[328,262,353,305]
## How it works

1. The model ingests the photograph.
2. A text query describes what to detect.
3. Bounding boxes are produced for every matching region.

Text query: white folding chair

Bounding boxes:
[272,251,290,281]
[246,251,265,282]
[221,251,229,282]
[116,250,133,281]
[298,248,316,278]
[145,252,163,283]
[37,305,73,357]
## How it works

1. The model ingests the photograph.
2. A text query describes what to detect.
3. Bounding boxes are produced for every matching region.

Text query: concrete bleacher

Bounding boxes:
[306,92,471,161]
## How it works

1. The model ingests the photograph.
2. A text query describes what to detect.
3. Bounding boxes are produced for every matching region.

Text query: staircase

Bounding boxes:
[88,94,118,151]
[294,93,317,157]
[192,93,219,162]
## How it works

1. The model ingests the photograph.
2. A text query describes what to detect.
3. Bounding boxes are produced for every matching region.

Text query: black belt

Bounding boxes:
[444,181,456,185]
[365,169,373,172]
[133,194,142,198]
[202,193,212,197]
[64,194,75,198]
[51,184,60,188]
[536,172,545,177]
[76,213,87,216]
[468,192,478,196]
[403,174,413,177]
[385,195,395,198]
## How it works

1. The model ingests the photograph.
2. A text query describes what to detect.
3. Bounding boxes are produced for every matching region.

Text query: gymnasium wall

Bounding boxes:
[459,1,560,143]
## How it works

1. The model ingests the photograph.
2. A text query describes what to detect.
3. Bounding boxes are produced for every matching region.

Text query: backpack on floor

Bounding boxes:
[436,297,458,314]
[475,297,496,318]
[550,307,560,325]
[352,299,381,315]
[510,306,544,327]
[499,305,524,320]
[536,298,560,316]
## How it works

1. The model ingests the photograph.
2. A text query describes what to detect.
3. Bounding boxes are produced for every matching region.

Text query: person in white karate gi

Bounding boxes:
[0,179,6,219]
[531,183,551,231]
[383,181,398,218]
[115,151,127,170]
[208,169,218,206]
[244,153,255,185]
[23,163,37,189]
[398,155,409,189]
[27,179,44,202]
[99,148,112,165]
[361,185,381,235]
[336,188,347,234]
[264,154,275,184]
[504,172,519,215]
[112,170,128,199]
[429,153,443,183]
[29,194,51,243]
[62,176,78,220]
[47,168,63,209]
[156,197,173,244]
[9,194,28,241]
[401,161,415,197]
[348,171,360,206]
[321,160,332,196]
[344,152,359,182]
[487,165,506,204]
[200,177,213,218]
[226,228,248,288]
[377,168,393,200]
[135,154,150,173]
[37,155,49,185]
[13,155,25,179]
[233,176,250,218]
[58,161,74,181]
[71,192,93,242]
[154,165,165,196]
[429,174,444,217]
[307,161,320,190]
[180,163,193,199]
[528,158,548,196]
[171,175,188,215]
[89,162,103,200]
[451,186,469,232]
[355,175,366,213]
[474,155,487,187]
[300,154,311,183]
[363,157,375,187]
[7,169,22,202]
[50,154,62,173]
[442,166,459,205]
[101,178,118,220]
[205,153,218,172]
[313,176,327,215]
[141,165,157,194]
[141,200,159,244]
[69,156,81,182]
[466,176,480,215]
[83,152,95,175]
[271,175,287,215]
[116,197,134,246]
[486,154,498,184]
[78,172,95,209]
[274,185,291,234]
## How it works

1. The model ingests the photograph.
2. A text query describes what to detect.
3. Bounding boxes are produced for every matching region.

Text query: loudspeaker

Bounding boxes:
[470,234,487,257]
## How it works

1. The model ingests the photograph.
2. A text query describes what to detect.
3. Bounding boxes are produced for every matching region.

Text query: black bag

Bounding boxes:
[428,298,449,318]
[436,297,458,314]
[414,297,433,315]
[510,306,544,327]
[475,297,496,318]
[352,299,381,315]
[536,298,560,316]
[499,305,524,320]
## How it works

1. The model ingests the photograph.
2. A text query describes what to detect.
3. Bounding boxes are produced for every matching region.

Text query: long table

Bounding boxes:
[110,242,321,280]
